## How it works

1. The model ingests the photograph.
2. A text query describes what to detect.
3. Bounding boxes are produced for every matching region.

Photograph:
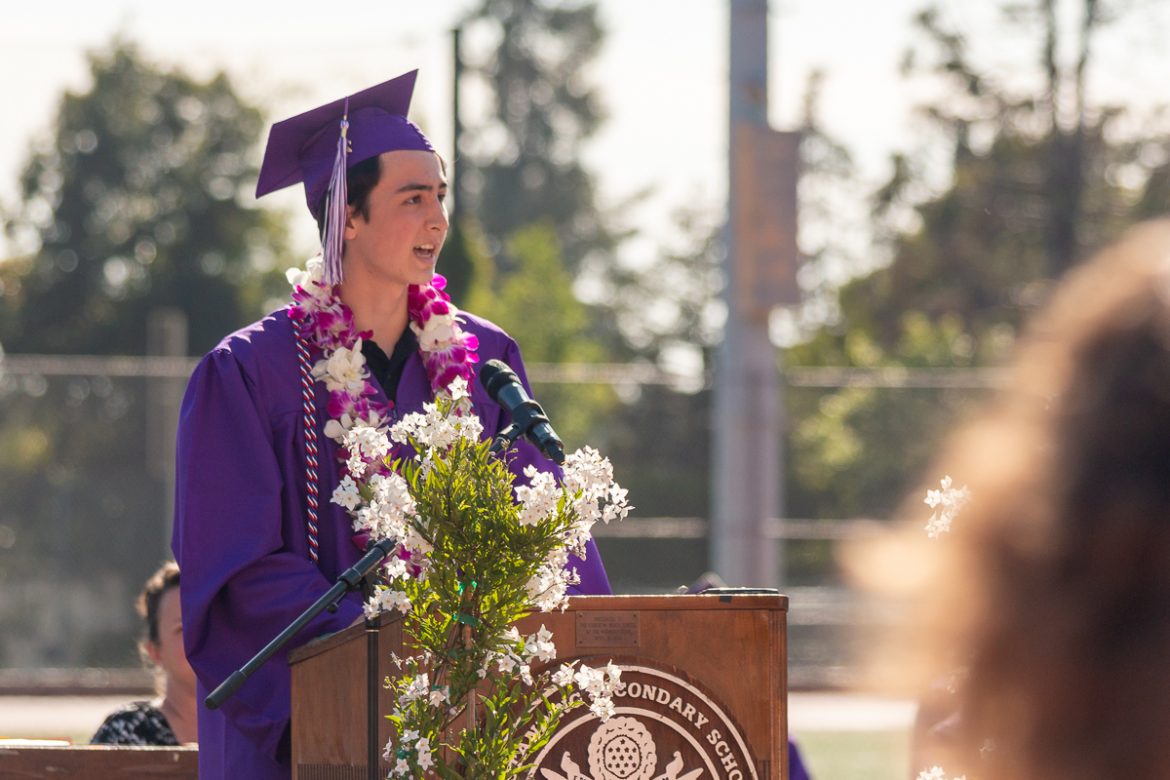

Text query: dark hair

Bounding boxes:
[312,151,448,235]
[137,561,181,647]
[313,154,383,234]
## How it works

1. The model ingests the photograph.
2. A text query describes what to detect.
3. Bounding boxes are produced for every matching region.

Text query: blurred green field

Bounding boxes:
[8,726,914,780]
[796,729,911,780]
[2,695,915,779]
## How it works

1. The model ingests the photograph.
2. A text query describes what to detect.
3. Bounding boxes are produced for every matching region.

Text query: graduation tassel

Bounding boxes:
[321,99,350,288]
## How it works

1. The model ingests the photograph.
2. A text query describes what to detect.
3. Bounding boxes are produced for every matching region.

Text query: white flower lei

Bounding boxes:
[287,256,480,547]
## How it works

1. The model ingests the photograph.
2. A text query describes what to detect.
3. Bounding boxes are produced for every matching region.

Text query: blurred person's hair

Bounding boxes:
[849,219,1170,779]
[137,560,181,663]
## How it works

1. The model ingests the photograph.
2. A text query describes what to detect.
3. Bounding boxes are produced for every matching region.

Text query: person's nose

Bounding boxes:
[427,199,448,233]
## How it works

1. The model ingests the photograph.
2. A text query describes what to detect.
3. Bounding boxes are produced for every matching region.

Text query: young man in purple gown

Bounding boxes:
[172,70,610,780]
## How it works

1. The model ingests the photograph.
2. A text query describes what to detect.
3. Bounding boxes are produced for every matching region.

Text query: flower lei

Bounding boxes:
[286,256,480,549]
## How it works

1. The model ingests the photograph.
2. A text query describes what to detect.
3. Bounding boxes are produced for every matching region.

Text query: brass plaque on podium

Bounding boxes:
[577,611,640,648]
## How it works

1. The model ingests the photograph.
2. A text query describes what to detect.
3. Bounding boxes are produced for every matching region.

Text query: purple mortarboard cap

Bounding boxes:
[255,69,435,218]
[256,70,435,285]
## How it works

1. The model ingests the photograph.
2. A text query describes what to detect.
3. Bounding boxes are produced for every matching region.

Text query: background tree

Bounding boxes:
[785,0,1170,519]
[462,222,616,450]
[0,37,289,667]
[1,37,289,356]
[458,0,620,279]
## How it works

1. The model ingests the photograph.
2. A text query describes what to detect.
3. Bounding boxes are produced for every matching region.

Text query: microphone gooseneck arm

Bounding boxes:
[204,536,397,710]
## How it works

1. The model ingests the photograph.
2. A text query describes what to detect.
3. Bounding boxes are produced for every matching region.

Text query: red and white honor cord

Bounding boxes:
[295,323,322,563]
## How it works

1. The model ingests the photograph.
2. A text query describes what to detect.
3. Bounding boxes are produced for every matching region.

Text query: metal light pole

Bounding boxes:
[451,24,465,223]
[712,0,797,588]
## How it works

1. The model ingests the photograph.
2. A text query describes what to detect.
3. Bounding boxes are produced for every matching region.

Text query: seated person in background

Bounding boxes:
[91,561,196,746]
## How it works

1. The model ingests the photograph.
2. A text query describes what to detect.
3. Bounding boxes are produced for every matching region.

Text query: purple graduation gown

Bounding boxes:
[172,307,610,780]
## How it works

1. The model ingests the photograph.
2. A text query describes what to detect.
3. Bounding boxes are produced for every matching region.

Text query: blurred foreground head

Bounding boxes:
[852,219,1170,779]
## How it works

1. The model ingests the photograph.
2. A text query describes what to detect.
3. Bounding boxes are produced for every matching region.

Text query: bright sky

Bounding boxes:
[2,0,1168,266]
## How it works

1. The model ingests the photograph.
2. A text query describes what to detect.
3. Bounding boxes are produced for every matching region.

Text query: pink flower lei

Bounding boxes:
[286,257,479,547]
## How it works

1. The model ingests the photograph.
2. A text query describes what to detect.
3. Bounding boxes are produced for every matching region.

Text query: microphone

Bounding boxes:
[479,359,565,464]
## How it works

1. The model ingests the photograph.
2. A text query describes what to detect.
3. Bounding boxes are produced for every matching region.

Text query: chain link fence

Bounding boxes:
[0,354,998,688]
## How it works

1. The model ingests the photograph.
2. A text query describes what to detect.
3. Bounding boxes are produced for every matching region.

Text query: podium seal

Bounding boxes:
[530,660,758,780]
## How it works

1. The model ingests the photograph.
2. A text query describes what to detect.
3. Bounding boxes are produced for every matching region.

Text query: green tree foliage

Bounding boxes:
[786,0,1170,519]
[0,38,290,666]
[603,204,725,366]
[460,0,618,278]
[587,72,864,525]
[1,38,290,356]
[463,222,616,452]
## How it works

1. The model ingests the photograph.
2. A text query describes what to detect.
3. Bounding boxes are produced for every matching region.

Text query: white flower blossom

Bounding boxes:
[562,520,594,559]
[589,696,616,721]
[364,587,412,619]
[515,465,561,527]
[322,418,347,441]
[411,310,460,351]
[331,475,362,511]
[416,737,434,770]
[427,686,449,708]
[924,475,971,538]
[313,342,366,395]
[389,410,425,446]
[401,674,430,703]
[455,413,483,443]
[525,564,572,612]
[401,527,433,559]
[916,768,965,780]
[574,666,604,696]
[390,403,466,452]
[379,555,410,584]
[605,483,631,523]
[345,452,368,480]
[494,652,519,674]
[347,423,392,463]
[552,663,575,688]
[352,472,416,541]
[287,257,325,291]
[560,447,631,529]
[523,625,557,663]
[570,663,623,722]
[445,375,470,403]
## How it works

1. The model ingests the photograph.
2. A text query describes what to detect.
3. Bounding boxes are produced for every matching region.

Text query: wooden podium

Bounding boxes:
[0,744,197,779]
[289,593,789,779]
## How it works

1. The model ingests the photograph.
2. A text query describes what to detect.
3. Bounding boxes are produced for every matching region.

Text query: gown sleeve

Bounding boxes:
[172,348,363,762]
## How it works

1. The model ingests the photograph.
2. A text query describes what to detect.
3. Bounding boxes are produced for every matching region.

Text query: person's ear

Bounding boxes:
[145,641,162,665]
[344,204,361,241]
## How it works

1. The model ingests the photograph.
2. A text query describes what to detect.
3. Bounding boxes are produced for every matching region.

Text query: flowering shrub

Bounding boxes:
[331,378,629,778]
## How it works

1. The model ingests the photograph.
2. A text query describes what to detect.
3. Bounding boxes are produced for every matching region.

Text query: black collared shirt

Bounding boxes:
[360,328,418,404]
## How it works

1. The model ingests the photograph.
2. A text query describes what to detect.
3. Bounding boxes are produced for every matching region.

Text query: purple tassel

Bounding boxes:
[321,99,350,288]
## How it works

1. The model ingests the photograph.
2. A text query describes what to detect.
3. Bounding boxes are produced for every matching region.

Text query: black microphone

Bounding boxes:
[479,359,565,464]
